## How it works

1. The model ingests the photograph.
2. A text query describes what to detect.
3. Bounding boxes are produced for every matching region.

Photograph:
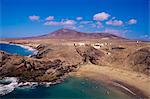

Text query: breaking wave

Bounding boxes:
[0,41,38,57]
[0,77,38,96]
[0,77,60,96]
[0,77,18,96]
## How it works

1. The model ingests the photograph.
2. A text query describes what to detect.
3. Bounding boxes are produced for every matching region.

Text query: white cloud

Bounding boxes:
[96,22,103,28]
[29,15,40,21]
[80,21,93,24]
[44,21,62,26]
[63,25,77,30]
[103,29,129,37]
[106,19,123,26]
[140,34,150,39]
[93,12,110,21]
[63,20,76,25]
[45,16,54,21]
[44,19,76,26]
[112,17,116,20]
[128,19,137,25]
[76,17,83,20]
[44,19,77,30]
[91,22,103,28]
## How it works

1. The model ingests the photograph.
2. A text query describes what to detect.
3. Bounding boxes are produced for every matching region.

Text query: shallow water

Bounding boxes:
[0,43,133,99]
[1,77,133,99]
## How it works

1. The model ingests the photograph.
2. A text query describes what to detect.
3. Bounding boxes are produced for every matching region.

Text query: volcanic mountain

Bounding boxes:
[32,28,125,39]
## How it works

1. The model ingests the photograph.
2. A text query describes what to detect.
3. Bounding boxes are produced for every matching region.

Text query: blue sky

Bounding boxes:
[1,0,149,40]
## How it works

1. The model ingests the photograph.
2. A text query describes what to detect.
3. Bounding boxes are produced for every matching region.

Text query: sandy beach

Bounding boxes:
[1,33,150,98]
[1,0,149,98]
[72,64,150,98]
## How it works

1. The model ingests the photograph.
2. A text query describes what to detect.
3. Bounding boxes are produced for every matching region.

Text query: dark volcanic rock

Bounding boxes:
[32,44,52,59]
[0,50,79,82]
[125,47,150,74]
[0,42,149,83]
[0,43,105,82]
[75,45,105,65]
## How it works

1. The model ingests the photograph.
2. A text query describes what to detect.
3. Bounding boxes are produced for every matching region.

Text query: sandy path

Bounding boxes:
[72,64,150,98]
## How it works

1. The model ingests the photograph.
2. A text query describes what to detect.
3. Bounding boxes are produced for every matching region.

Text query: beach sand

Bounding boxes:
[72,64,150,98]
[1,39,150,98]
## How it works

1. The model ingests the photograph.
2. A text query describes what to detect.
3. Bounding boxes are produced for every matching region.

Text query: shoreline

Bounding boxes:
[0,42,39,96]
[71,64,150,99]
[0,42,70,96]
[0,41,38,57]
[0,40,149,98]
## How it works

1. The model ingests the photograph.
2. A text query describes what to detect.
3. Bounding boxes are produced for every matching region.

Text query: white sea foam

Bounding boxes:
[0,77,58,96]
[15,44,36,52]
[113,82,136,96]
[17,82,38,89]
[0,77,39,95]
[0,77,18,96]
[0,41,38,57]
[0,42,56,96]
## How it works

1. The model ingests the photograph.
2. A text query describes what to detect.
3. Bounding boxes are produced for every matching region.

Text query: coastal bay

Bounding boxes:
[1,76,133,99]
[1,0,149,98]
[0,29,150,98]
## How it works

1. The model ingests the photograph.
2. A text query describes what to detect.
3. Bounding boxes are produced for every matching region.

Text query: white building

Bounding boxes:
[74,42,85,46]
[92,43,104,49]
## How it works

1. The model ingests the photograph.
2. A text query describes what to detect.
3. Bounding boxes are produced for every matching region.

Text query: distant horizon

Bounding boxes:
[1,0,149,40]
[0,28,150,41]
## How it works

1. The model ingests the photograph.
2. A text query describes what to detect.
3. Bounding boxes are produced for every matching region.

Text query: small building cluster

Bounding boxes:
[73,42,113,50]
[91,42,111,49]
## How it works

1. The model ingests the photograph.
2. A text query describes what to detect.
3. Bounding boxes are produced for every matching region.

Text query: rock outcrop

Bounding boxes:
[75,45,105,65]
[125,47,150,74]
[0,42,149,83]
[0,50,79,82]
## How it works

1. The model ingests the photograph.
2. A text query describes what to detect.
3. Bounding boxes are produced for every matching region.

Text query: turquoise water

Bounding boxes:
[0,43,133,99]
[1,77,133,99]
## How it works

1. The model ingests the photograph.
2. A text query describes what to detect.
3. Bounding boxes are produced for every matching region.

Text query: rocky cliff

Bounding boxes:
[0,43,149,83]
[0,50,80,82]
[125,47,150,74]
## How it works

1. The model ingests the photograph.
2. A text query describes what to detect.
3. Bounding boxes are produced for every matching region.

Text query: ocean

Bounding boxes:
[0,43,133,99]
[0,43,33,56]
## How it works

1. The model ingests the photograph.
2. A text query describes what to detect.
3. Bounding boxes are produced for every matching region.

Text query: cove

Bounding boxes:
[0,43,34,56]
[0,43,133,99]
[1,77,133,99]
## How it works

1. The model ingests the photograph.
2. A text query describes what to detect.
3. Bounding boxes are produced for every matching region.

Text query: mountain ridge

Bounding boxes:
[34,28,125,39]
